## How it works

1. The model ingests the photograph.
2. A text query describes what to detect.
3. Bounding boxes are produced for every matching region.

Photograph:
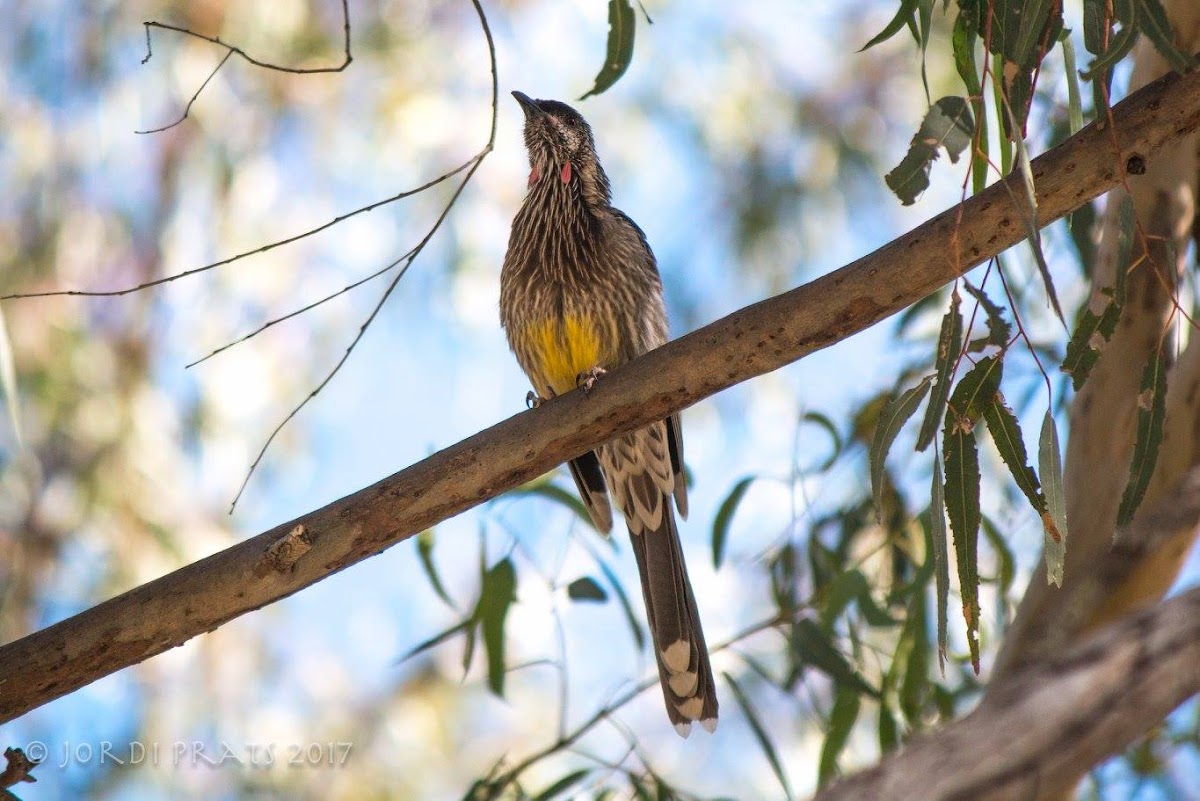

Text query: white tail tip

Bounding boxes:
[701,717,718,734]
[674,722,693,738]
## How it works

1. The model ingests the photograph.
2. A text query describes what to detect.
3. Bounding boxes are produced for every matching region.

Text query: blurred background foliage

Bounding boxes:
[1,0,1198,799]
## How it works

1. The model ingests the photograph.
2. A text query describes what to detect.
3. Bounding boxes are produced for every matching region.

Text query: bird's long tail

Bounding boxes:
[602,422,717,736]
[628,496,719,736]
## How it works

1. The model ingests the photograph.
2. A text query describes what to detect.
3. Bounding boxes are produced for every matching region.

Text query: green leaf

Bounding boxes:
[416,529,455,608]
[1137,0,1198,73]
[598,557,645,651]
[980,515,1016,598]
[949,355,1003,423]
[579,0,637,99]
[988,0,1061,136]
[962,279,1012,352]
[930,456,949,672]
[511,480,596,532]
[1003,98,1065,323]
[871,376,934,523]
[478,557,517,697]
[942,394,982,673]
[1061,33,1084,135]
[1062,290,1122,390]
[885,97,975,205]
[1117,340,1169,526]
[818,685,862,787]
[917,292,964,451]
[791,618,879,698]
[983,390,1045,514]
[1038,411,1068,586]
[951,9,987,194]
[725,672,795,800]
[713,476,754,569]
[533,769,591,801]
[397,619,472,665]
[898,587,930,722]
[801,411,844,472]
[566,576,608,603]
[878,691,900,753]
[861,0,919,51]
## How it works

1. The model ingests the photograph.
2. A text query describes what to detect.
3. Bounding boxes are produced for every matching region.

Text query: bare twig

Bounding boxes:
[228,0,500,511]
[0,159,475,301]
[137,0,353,134]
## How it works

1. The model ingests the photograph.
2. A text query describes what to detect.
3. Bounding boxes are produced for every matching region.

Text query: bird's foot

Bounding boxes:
[576,366,607,395]
[526,391,546,409]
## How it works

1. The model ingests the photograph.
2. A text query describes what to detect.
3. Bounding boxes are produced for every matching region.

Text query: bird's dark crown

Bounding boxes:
[513,92,597,162]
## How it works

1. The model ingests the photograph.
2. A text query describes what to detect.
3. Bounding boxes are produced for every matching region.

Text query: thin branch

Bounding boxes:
[136,50,233,135]
[136,0,353,134]
[0,62,1196,723]
[229,0,500,510]
[184,250,413,368]
[0,160,476,301]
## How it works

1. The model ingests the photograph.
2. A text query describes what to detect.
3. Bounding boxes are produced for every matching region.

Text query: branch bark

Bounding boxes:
[816,584,1200,801]
[3,65,1200,724]
[815,466,1200,800]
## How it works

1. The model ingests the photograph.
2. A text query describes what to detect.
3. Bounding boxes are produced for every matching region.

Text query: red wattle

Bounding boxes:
[560,162,572,183]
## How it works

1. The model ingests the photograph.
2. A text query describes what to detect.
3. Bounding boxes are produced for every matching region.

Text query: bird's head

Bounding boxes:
[512,91,610,203]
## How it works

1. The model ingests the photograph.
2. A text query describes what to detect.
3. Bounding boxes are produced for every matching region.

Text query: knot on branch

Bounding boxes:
[253,525,314,577]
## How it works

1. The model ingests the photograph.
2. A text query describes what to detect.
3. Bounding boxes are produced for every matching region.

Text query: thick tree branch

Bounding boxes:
[2,65,1200,724]
[816,584,1200,801]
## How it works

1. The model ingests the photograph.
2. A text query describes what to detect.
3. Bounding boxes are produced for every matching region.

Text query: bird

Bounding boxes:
[499,90,718,736]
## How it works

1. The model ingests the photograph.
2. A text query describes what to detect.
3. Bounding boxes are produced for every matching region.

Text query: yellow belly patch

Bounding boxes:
[530,315,605,396]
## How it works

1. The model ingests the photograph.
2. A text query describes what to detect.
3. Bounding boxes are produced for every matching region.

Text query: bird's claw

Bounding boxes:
[526,391,545,409]
[576,366,607,395]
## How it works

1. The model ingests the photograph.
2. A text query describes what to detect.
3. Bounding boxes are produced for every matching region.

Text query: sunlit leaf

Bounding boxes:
[885,97,975,205]
[725,672,795,800]
[478,557,517,696]
[566,576,608,603]
[917,291,964,451]
[1039,411,1068,586]
[818,685,861,787]
[579,0,636,99]
[871,376,934,523]
[1117,340,1169,526]
[712,476,754,569]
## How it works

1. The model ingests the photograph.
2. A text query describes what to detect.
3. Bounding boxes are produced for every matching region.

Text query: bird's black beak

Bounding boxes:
[512,90,540,118]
